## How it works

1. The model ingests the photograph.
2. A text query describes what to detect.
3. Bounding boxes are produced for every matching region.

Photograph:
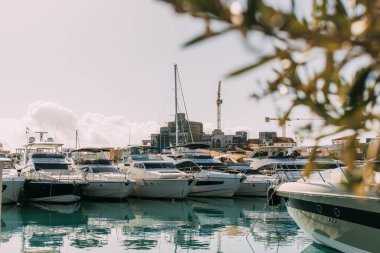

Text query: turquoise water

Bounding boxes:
[0,198,338,252]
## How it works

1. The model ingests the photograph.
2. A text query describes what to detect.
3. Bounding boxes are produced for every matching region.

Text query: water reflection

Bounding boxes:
[0,198,339,252]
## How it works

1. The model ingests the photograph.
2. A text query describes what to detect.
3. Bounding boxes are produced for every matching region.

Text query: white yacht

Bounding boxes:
[124,156,196,199]
[20,133,87,203]
[69,148,134,200]
[275,165,380,253]
[165,157,245,197]
[247,146,343,181]
[117,145,159,173]
[214,154,276,197]
[0,154,25,204]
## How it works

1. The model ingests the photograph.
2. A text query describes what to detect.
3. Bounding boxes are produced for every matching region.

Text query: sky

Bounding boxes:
[0,0,347,150]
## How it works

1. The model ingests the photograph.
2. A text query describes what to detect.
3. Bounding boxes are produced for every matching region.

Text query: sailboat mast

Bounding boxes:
[174,64,179,146]
[75,130,78,149]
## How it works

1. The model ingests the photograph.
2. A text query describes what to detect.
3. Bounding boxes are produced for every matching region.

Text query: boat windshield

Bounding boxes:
[91,166,120,174]
[0,161,12,170]
[175,161,202,172]
[34,163,69,171]
[143,163,176,170]
[126,147,158,155]
[245,169,263,175]
[191,155,213,159]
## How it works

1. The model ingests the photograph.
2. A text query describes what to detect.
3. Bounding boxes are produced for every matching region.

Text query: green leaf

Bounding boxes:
[226,55,278,77]
[182,27,233,47]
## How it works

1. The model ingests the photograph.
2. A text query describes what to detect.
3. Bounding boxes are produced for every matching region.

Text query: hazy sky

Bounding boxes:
[0,0,328,150]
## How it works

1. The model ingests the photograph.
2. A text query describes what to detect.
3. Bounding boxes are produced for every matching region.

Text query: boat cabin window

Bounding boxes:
[244,169,262,175]
[32,153,65,159]
[251,151,269,158]
[143,163,176,169]
[371,161,380,172]
[256,164,276,175]
[134,163,144,169]
[127,147,158,155]
[280,164,298,170]
[314,163,340,170]
[192,155,212,159]
[0,161,12,170]
[91,166,119,173]
[129,155,149,161]
[196,163,224,169]
[34,163,69,171]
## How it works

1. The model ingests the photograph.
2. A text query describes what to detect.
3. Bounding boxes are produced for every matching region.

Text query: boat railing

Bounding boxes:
[83,172,130,182]
[26,170,85,183]
[277,160,347,183]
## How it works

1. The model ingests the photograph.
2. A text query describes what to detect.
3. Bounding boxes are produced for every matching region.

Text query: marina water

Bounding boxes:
[0,198,338,253]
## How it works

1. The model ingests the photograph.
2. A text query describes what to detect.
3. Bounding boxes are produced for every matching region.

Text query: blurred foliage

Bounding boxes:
[161,0,380,189]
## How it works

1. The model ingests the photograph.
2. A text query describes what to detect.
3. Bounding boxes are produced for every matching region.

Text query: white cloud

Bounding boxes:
[0,100,272,152]
[0,100,160,151]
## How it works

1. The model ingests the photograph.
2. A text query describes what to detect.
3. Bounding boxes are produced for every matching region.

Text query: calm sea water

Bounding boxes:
[0,198,339,253]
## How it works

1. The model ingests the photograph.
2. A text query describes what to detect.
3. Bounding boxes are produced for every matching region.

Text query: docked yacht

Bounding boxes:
[20,133,87,203]
[247,146,343,181]
[169,144,250,197]
[164,157,245,197]
[117,145,159,173]
[214,153,276,197]
[123,155,196,199]
[69,148,134,199]
[276,166,380,253]
[0,154,25,204]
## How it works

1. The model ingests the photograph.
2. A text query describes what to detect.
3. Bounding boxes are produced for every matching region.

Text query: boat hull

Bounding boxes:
[83,181,134,199]
[189,177,241,197]
[2,178,25,204]
[235,176,274,197]
[277,182,380,253]
[23,181,86,203]
[130,179,194,199]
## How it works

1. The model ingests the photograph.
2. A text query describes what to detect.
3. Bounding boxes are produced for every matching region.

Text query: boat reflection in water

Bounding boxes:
[0,198,334,252]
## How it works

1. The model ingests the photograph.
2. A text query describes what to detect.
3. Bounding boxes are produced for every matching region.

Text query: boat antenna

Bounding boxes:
[174,64,179,147]
[75,129,81,149]
[35,131,48,142]
[176,65,194,143]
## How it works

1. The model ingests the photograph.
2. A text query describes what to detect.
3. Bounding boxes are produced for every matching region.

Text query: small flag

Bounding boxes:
[26,127,30,135]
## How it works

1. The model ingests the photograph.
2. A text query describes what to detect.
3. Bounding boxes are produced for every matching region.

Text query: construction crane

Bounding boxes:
[265,115,321,137]
[216,81,223,131]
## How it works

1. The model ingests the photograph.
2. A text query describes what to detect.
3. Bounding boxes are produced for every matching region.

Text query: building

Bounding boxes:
[247,139,260,149]
[273,137,297,147]
[210,131,248,150]
[151,113,206,151]
[332,136,360,146]
[330,136,363,160]
[259,132,277,146]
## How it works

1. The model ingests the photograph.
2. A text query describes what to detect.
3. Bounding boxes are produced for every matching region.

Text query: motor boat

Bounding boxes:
[164,157,245,197]
[275,165,380,253]
[214,154,276,197]
[19,133,87,203]
[117,145,159,173]
[69,148,134,200]
[247,146,344,182]
[123,155,196,199]
[0,153,25,204]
